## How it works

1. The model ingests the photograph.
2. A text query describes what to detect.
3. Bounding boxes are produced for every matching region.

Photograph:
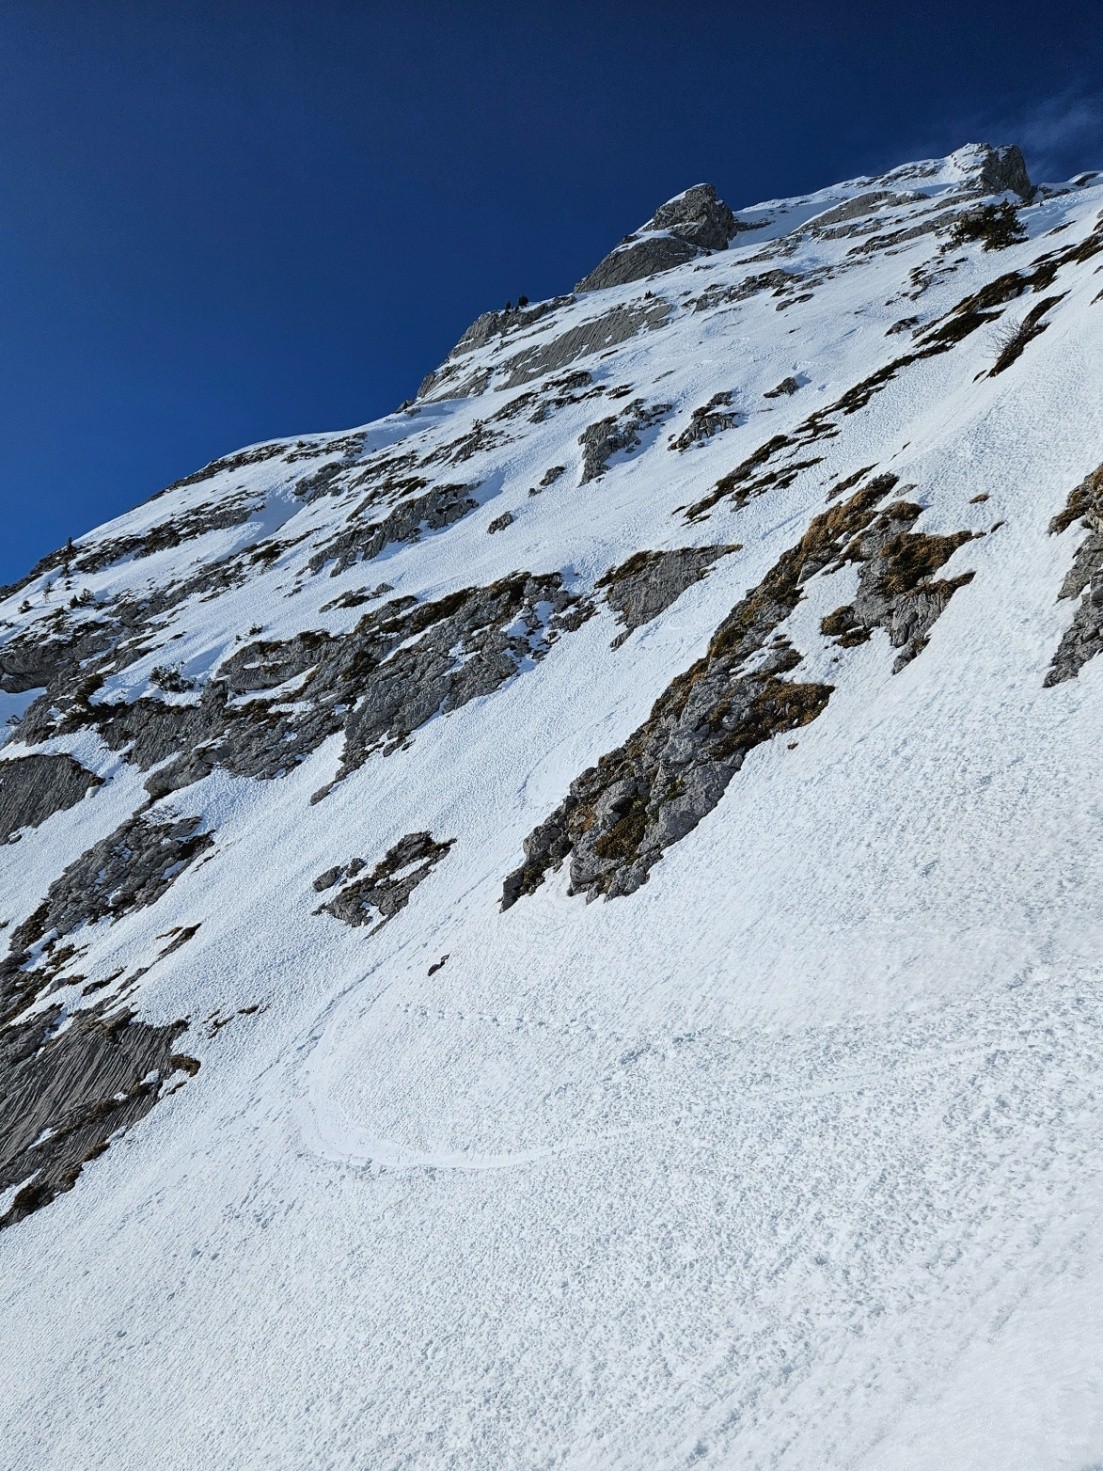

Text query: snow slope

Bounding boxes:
[2,144,1103,1469]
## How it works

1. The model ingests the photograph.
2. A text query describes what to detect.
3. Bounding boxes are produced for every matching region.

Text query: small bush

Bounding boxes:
[149,665,193,694]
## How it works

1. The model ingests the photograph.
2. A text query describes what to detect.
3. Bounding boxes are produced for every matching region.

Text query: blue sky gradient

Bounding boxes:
[2,1,1102,582]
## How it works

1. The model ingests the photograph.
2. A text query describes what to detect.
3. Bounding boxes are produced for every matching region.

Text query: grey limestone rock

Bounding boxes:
[537,465,566,489]
[972,143,1034,202]
[576,235,701,294]
[81,574,593,802]
[0,753,102,842]
[0,808,213,1027]
[764,376,801,399]
[819,500,977,670]
[576,184,745,293]
[806,191,906,231]
[669,392,741,450]
[597,545,740,647]
[449,298,569,357]
[6,810,213,962]
[502,300,671,390]
[0,1000,197,1231]
[308,482,478,576]
[502,475,908,907]
[689,270,794,313]
[66,494,259,577]
[579,400,672,484]
[1045,464,1103,686]
[650,183,740,252]
[318,832,454,930]
[416,298,574,400]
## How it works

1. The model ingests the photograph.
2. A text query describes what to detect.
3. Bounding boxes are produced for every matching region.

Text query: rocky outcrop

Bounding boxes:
[989,294,1066,376]
[64,494,260,576]
[417,298,572,398]
[579,400,671,483]
[819,500,976,670]
[669,393,741,450]
[0,753,102,842]
[57,575,594,801]
[764,376,801,399]
[684,224,1103,524]
[415,297,672,401]
[806,191,910,232]
[972,143,1034,202]
[315,832,453,931]
[308,482,478,575]
[502,474,910,906]
[576,184,744,293]
[1045,464,1103,686]
[0,1001,197,1231]
[689,270,794,313]
[501,300,671,389]
[0,809,213,1024]
[597,545,739,647]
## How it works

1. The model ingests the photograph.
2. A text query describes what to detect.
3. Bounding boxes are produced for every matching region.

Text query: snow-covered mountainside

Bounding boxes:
[3,141,1103,1468]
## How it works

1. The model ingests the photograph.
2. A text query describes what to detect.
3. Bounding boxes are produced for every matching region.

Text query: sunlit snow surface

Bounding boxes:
[2,149,1103,1468]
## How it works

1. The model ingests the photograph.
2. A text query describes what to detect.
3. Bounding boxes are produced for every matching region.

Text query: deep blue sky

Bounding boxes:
[2,1,1102,583]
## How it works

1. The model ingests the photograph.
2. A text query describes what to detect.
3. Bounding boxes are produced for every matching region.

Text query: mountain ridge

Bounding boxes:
[2,140,1103,1470]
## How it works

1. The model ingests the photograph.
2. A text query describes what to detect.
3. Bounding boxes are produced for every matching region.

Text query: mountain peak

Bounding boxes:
[575,180,742,293]
[2,139,1103,1470]
[946,140,1034,199]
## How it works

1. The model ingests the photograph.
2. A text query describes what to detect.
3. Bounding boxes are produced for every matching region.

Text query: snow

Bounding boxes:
[2,152,1103,1469]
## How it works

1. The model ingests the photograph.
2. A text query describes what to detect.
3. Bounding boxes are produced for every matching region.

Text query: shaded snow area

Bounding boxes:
[3,143,1103,1468]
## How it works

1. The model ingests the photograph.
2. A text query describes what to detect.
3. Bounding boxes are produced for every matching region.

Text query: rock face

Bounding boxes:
[578,400,671,483]
[0,753,101,842]
[308,481,479,575]
[973,143,1035,201]
[12,574,591,805]
[0,809,214,1022]
[819,500,977,670]
[669,392,741,449]
[501,300,671,388]
[575,183,743,293]
[502,477,975,907]
[417,297,571,398]
[0,1002,196,1231]
[807,190,906,230]
[5,140,1103,1468]
[316,832,454,931]
[1045,463,1103,685]
[503,474,923,906]
[597,545,739,646]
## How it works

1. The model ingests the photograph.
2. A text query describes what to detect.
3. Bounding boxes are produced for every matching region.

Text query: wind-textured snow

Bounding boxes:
[2,144,1103,1469]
